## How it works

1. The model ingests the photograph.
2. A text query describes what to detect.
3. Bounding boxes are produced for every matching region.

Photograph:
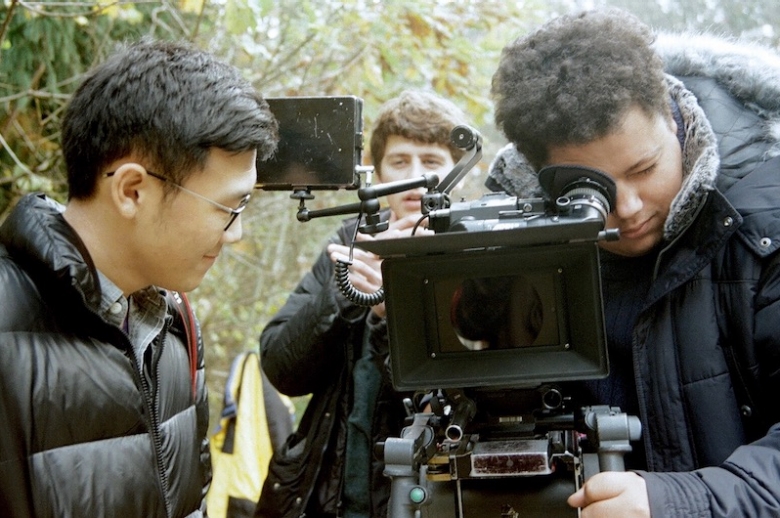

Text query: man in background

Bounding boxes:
[256,90,469,518]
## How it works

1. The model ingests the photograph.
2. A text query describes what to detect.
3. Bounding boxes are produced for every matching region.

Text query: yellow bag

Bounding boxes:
[207,351,283,518]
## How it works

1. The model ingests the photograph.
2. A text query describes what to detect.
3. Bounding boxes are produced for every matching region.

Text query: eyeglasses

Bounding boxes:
[103,170,251,231]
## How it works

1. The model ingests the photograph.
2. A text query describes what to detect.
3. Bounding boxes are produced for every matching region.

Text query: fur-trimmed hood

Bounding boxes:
[655,32,780,133]
[487,33,780,241]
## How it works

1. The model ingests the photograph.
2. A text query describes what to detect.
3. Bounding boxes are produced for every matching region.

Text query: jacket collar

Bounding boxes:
[0,193,102,309]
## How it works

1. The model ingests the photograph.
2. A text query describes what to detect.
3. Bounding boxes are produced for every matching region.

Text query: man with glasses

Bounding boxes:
[0,39,278,517]
[103,169,252,232]
[256,90,468,518]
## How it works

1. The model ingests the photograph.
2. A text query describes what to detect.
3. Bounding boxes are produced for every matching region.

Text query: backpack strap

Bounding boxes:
[170,291,200,399]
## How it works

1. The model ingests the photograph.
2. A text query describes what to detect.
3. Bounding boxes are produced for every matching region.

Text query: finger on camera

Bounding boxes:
[327,243,350,255]
[353,232,376,243]
[378,219,427,240]
[349,258,382,281]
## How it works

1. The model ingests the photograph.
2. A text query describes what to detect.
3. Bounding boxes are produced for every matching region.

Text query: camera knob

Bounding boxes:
[450,125,479,149]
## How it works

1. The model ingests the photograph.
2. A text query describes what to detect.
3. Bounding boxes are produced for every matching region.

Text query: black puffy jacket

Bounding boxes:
[634,156,780,516]
[257,210,409,518]
[0,194,210,517]
[633,37,780,517]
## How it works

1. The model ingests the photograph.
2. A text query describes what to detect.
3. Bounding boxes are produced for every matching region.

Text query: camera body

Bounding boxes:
[361,164,618,393]
[259,96,641,517]
[357,165,638,518]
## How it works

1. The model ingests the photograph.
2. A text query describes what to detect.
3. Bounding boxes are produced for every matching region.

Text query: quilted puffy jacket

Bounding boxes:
[0,193,210,518]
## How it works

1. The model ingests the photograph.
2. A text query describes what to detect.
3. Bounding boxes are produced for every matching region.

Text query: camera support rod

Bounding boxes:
[358,173,440,202]
[436,125,483,195]
[296,174,440,223]
[295,200,376,223]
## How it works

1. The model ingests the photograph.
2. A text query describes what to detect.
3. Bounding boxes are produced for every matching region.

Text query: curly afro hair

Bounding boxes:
[491,8,669,170]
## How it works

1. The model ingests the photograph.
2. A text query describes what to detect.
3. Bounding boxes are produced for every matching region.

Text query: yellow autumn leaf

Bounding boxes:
[99,3,120,18]
[179,0,205,14]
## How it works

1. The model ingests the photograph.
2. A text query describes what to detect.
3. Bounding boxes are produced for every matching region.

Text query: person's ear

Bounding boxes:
[108,163,151,219]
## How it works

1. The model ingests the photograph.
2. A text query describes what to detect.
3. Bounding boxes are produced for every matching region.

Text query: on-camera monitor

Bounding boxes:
[256,96,363,190]
[381,241,609,391]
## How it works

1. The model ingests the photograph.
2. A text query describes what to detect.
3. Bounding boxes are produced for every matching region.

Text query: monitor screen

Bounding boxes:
[256,96,363,190]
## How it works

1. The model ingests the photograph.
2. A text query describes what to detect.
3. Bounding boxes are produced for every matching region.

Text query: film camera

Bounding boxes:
[257,97,642,517]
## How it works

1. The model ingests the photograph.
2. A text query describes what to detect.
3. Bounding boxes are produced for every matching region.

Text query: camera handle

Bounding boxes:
[581,405,642,477]
[435,125,483,196]
[383,413,438,518]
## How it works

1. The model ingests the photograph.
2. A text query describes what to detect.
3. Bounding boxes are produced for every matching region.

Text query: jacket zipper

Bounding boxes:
[635,212,700,471]
[71,285,185,517]
[115,317,174,518]
[147,328,173,518]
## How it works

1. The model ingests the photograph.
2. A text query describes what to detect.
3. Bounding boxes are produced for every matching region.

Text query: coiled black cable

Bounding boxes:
[332,209,424,307]
[334,259,385,307]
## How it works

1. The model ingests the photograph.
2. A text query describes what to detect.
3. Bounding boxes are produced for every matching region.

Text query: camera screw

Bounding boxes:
[409,486,427,504]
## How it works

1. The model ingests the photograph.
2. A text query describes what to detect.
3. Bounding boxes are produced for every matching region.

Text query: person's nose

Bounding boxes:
[613,182,642,220]
[410,157,427,178]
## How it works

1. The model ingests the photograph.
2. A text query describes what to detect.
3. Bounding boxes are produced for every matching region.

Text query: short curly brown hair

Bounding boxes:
[369,90,468,176]
[491,8,669,170]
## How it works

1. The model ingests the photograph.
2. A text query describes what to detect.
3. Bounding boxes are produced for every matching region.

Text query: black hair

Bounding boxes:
[61,38,279,199]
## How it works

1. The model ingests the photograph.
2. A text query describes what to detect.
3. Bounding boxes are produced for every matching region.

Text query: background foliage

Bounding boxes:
[2,0,778,428]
